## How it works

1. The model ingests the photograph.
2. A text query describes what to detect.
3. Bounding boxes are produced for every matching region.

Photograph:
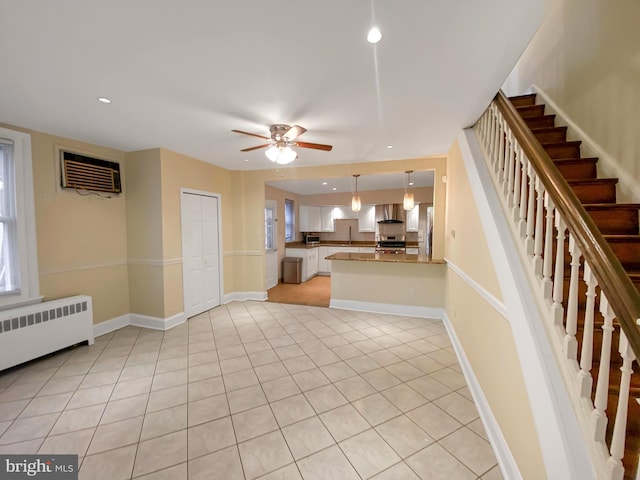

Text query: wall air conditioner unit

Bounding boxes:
[60,150,122,194]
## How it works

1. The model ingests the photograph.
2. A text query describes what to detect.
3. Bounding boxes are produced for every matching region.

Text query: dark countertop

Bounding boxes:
[325,252,444,264]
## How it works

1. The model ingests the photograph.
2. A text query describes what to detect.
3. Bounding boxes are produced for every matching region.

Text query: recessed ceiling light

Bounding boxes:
[332,187,337,191]
[322,182,328,185]
[386,145,393,149]
[97,97,112,104]
[367,27,382,44]
[244,159,249,162]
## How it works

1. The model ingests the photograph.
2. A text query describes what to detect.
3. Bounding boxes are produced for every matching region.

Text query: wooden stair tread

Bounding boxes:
[523,114,556,128]
[515,104,546,118]
[553,157,598,165]
[540,140,582,148]
[567,178,619,186]
[583,203,640,210]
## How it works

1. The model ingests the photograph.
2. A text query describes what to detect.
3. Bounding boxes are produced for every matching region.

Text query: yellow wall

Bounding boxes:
[24,127,131,324]
[503,0,640,202]
[444,139,545,479]
[159,149,234,315]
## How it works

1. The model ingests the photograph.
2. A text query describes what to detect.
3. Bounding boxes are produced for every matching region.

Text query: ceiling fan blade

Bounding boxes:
[240,143,271,152]
[231,129,270,140]
[295,141,333,152]
[283,125,307,141]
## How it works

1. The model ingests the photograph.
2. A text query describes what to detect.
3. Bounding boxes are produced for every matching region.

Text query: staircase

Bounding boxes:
[510,93,640,479]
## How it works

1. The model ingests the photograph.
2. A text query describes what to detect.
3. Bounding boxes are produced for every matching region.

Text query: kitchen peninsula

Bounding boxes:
[326,251,446,318]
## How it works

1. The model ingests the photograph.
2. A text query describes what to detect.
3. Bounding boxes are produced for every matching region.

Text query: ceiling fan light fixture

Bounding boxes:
[265,145,297,164]
[367,27,382,44]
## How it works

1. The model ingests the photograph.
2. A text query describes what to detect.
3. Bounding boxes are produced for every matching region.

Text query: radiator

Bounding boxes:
[0,295,94,371]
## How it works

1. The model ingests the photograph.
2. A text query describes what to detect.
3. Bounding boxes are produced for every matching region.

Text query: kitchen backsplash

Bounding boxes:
[317,219,418,243]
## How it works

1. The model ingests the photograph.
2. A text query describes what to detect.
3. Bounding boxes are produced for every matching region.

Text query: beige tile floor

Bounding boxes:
[0,301,503,480]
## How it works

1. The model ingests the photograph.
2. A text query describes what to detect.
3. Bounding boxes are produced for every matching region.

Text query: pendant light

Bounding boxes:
[403,170,415,210]
[351,174,362,212]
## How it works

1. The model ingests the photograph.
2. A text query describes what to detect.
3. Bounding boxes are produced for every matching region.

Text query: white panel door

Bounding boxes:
[265,200,278,289]
[182,192,221,319]
[201,195,220,310]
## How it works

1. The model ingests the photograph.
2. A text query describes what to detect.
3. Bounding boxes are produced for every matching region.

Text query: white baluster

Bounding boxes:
[512,144,522,219]
[552,213,566,326]
[532,175,544,276]
[505,131,516,201]
[590,293,614,443]
[496,114,505,175]
[542,193,555,300]
[498,117,508,182]
[491,106,499,160]
[564,235,581,361]
[516,147,529,237]
[606,332,635,480]
[500,124,511,188]
[523,160,534,252]
[577,262,597,399]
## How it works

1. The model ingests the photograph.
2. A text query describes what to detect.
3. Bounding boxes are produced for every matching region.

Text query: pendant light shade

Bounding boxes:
[403,192,415,211]
[351,174,361,212]
[403,170,415,210]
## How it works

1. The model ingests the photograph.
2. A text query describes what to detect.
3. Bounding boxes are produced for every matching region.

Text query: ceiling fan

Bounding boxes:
[231,124,333,164]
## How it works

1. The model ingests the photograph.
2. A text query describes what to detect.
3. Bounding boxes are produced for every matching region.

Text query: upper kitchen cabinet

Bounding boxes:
[406,204,420,232]
[358,205,376,232]
[299,205,321,232]
[320,206,335,232]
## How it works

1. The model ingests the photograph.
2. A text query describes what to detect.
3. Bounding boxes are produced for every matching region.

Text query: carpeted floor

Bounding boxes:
[267,275,331,307]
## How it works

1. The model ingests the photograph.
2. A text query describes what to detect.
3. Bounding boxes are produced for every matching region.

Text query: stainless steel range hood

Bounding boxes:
[376,204,405,224]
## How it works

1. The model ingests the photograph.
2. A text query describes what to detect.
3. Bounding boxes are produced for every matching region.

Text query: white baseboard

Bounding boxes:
[329,299,444,320]
[94,314,131,338]
[223,291,268,303]
[94,311,187,337]
[442,312,522,480]
[130,312,186,331]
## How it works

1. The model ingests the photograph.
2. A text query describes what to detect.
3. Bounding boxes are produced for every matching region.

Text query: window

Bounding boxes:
[265,201,276,251]
[0,140,18,293]
[0,127,39,309]
[285,199,295,242]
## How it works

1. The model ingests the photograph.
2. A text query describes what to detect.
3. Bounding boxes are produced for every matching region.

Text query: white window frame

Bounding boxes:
[0,126,40,310]
[284,198,295,242]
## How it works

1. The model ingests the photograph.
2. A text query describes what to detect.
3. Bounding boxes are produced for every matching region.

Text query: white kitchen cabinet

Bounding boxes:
[299,205,321,232]
[321,206,335,232]
[406,247,419,254]
[285,247,319,282]
[406,204,420,232]
[318,246,330,274]
[358,205,376,232]
[335,206,358,220]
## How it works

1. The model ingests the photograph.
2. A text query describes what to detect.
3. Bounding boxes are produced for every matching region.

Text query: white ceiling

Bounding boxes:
[267,170,434,196]
[0,0,544,182]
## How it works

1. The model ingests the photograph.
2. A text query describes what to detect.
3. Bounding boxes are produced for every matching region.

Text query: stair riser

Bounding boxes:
[570,183,617,204]
[534,128,567,143]
[517,105,546,118]
[606,240,640,270]
[510,94,537,107]
[524,115,556,129]
[586,209,640,235]
[544,144,582,159]
[555,161,598,180]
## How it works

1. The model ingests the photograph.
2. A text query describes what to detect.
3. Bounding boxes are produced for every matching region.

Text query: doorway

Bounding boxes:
[265,200,278,290]
[181,190,222,318]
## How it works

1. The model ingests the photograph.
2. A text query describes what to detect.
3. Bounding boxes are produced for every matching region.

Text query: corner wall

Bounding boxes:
[502,0,640,202]
[444,140,546,479]
[28,128,130,324]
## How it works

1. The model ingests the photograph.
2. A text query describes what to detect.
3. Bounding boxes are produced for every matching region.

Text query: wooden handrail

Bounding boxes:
[494,90,640,356]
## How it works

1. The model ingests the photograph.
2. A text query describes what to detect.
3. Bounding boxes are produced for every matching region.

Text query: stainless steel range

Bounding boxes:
[376,235,406,254]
